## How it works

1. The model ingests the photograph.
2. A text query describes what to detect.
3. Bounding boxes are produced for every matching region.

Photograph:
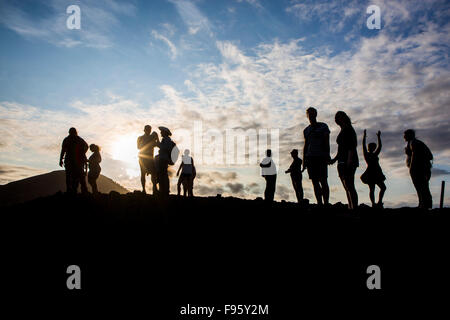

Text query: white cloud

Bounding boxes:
[151,30,178,59]
[0,0,136,48]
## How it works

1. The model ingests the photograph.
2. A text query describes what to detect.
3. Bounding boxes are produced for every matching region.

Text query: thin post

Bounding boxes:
[440,181,445,209]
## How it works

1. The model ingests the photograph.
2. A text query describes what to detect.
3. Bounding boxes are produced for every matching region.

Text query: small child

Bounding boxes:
[285,149,303,203]
[87,144,101,194]
[361,130,386,208]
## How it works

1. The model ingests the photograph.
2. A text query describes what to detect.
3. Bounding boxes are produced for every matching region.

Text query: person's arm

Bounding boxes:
[362,129,368,158]
[260,158,271,168]
[409,140,416,171]
[324,130,330,161]
[302,132,309,171]
[374,131,382,156]
[285,163,291,174]
[59,140,66,167]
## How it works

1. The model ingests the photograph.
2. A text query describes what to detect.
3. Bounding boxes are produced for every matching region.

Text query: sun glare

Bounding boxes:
[111,133,141,177]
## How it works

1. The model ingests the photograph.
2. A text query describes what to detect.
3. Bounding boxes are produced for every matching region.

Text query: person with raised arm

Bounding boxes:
[361,130,386,208]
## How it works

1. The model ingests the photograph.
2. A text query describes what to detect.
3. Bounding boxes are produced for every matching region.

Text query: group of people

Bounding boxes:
[259,107,434,209]
[59,125,196,198]
[59,127,102,195]
[60,107,434,209]
[137,124,195,197]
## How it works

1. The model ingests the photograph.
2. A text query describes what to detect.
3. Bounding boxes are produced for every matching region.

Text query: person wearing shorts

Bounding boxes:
[302,107,330,206]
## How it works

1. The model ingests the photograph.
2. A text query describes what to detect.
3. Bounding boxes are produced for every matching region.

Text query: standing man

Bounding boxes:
[59,127,88,194]
[404,129,433,209]
[303,107,330,206]
[260,149,277,202]
[285,149,303,203]
[157,126,177,197]
[137,125,159,194]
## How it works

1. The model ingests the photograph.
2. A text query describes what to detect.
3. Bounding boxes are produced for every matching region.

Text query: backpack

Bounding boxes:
[168,141,179,166]
[416,140,433,167]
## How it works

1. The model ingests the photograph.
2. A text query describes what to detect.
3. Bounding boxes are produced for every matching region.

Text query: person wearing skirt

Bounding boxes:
[361,130,386,208]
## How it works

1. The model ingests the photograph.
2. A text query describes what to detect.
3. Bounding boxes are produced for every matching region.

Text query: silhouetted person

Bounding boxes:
[285,149,303,203]
[137,125,159,194]
[59,127,88,194]
[361,130,386,208]
[330,111,359,210]
[303,107,330,206]
[156,126,177,197]
[177,149,195,197]
[404,129,433,209]
[87,144,102,194]
[260,149,277,202]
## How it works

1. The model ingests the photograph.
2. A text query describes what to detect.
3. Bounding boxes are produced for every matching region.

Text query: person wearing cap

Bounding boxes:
[285,149,303,203]
[156,126,176,196]
[59,127,89,194]
[137,125,160,194]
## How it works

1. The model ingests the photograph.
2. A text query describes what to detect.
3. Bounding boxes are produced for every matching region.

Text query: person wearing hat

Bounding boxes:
[156,126,177,196]
[285,149,303,203]
[59,127,89,194]
[137,125,160,194]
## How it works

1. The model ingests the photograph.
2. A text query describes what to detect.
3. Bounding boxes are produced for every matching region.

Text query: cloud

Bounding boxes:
[169,0,213,36]
[1,0,449,207]
[0,0,136,48]
[151,30,178,59]
[432,168,450,177]
[0,164,46,185]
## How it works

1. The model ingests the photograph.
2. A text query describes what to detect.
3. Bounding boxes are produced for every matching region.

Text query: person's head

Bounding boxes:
[290,149,298,158]
[266,149,272,157]
[184,149,190,156]
[68,127,77,136]
[144,125,151,135]
[335,111,352,128]
[306,107,317,124]
[159,126,172,138]
[368,142,377,153]
[404,129,415,142]
[90,144,100,152]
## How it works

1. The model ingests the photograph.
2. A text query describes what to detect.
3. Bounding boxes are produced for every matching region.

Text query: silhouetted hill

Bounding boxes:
[0,170,128,206]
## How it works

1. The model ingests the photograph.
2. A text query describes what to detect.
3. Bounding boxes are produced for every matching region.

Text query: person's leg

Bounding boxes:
[65,167,73,193]
[369,184,376,207]
[264,176,269,201]
[423,171,432,209]
[377,182,386,206]
[311,179,323,205]
[411,174,423,207]
[319,178,329,205]
[187,177,193,197]
[160,161,170,196]
[340,177,351,208]
[79,168,88,194]
[346,173,358,209]
[177,176,182,196]
[291,177,299,202]
[183,179,187,196]
[298,178,304,201]
[269,175,276,202]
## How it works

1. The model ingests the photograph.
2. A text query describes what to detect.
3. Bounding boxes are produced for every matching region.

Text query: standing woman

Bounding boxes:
[330,111,359,210]
[87,144,102,194]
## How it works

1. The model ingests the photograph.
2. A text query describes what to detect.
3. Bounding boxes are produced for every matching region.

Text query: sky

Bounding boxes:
[0,0,449,207]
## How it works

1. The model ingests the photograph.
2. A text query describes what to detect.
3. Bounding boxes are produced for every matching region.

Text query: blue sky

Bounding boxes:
[1,0,449,207]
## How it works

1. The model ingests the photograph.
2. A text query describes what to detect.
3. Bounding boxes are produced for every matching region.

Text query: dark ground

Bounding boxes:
[2,192,449,317]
